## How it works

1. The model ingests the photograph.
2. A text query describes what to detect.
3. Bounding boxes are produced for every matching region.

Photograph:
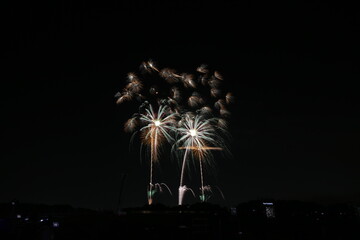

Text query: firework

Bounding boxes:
[116,61,179,204]
[188,92,204,108]
[124,114,139,133]
[139,104,177,162]
[226,92,235,104]
[160,68,180,84]
[139,104,177,204]
[116,59,234,205]
[175,114,225,205]
[196,64,209,74]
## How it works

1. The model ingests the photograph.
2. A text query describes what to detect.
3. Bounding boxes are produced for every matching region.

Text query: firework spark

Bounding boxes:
[124,114,139,133]
[196,64,209,74]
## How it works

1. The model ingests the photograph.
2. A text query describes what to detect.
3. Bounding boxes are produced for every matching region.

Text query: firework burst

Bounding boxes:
[116,59,234,205]
[115,64,179,204]
[175,114,225,205]
[139,104,177,204]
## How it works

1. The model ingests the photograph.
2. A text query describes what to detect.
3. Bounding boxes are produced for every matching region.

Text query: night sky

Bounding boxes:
[2,1,360,210]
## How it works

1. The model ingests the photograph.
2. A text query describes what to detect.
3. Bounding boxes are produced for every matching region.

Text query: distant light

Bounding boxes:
[230,207,237,216]
[25,217,29,221]
[16,214,21,219]
[262,202,273,206]
[154,120,161,127]
[53,222,60,228]
[11,202,16,206]
[189,129,197,137]
[40,219,44,222]
[265,206,275,218]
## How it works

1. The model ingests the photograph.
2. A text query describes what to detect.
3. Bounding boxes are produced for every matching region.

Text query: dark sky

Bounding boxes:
[2,0,360,210]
